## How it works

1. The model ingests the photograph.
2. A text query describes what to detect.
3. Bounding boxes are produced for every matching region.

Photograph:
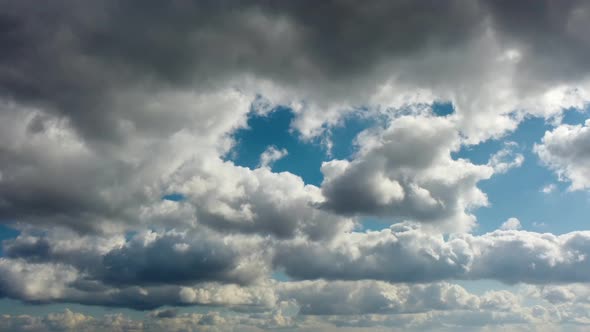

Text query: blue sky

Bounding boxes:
[463,109,590,234]
[228,106,327,185]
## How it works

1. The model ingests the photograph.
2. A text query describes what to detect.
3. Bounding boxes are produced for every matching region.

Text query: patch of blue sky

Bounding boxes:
[561,105,589,125]
[328,109,379,160]
[271,270,292,282]
[228,105,379,186]
[0,224,19,256]
[458,113,589,235]
[124,230,139,241]
[431,101,454,117]
[162,193,185,202]
[454,280,520,296]
[227,106,326,186]
[229,101,458,186]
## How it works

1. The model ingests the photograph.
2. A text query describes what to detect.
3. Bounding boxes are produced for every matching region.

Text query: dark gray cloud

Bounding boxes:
[1,227,269,306]
[0,0,587,140]
[484,0,590,89]
[100,233,249,286]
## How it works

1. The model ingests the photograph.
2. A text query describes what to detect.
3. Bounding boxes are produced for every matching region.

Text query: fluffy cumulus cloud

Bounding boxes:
[0,227,274,310]
[320,115,493,232]
[488,142,525,174]
[500,217,522,231]
[167,157,354,240]
[1,0,590,331]
[3,223,590,314]
[259,146,288,168]
[535,120,590,190]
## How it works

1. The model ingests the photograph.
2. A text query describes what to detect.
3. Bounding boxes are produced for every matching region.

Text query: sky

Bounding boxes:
[1,1,590,331]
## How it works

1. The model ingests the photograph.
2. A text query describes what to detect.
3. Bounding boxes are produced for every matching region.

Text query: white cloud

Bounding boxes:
[2,222,590,312]
[275,223,590,284]
[0,259,79,302]
[535,120,590,191]
[541,184,557,194]
[259,146,288,168]
[500,217,522,231]
[533,222,548,229]
[3,281,590,331]
[168,158,354,239]
[277,280,481,315]
[488,142,525,174]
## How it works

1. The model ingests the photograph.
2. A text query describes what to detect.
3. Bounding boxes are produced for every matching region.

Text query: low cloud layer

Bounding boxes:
[275,224,590,284]
[2,282,590,331]
[1,224,590,312]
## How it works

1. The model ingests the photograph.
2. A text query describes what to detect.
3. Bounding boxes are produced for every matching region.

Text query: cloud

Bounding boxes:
[0,259,79,302]
[531,283,590,305]
[1,0,588,143]
[488,142,525,174]
[274,223,590,284]
[0,100,353,239]
[541,184,557,194]
[2,226,269,288]
[0,91,253,233]
[500,217,522,231]
[277,280,481,316]
[535,120,590,190]
[3,281,590,331]
[259,146,288,168]
[320,115,493,232]
[0,309,227,332]
[168,160,354,240]
[99,230,265,286]
[3,222,590,311]
[0,227,278,310]
[0,256,276,310]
